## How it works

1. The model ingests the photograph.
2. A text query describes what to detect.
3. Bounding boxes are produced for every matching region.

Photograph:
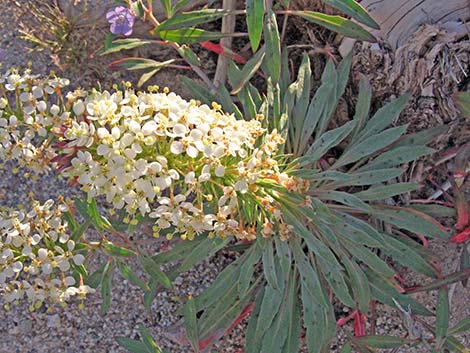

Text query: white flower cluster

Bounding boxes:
[0,199,94,306]
[61,88,304,240]
[0,68,70,173]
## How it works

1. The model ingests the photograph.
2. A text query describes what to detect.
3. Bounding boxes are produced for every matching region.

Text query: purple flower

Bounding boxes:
[106,6,136,36]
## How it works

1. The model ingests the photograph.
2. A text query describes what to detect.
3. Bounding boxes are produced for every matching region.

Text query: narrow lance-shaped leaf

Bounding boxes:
[100,262,113,314]
[293,53,312,140]
[298,60,337,155]
[116,261,149,291]
[300,120,356,166]
[156,28,243,44]
[262,240,279,290]
[247,0,265,51]
[116,337,149,353]
[184,296,199,352]
[352,335,408,349]
[99,38,153,56]
[321,0,380,29]
[350,76,372,141]
[109,58,175,71]
[103,242,135,257]
[160,0,172,17]
[264,10,281,84]
[139,254,172,289]
[156,9,233,31]
[436,288,450,348]
[449,317,470,335]
[334,125,409,168]
[358,145,434,171]
[139,325,163,353]
[353,93,411,143]
[230,46,265,95]
[342,255,371,313]
[353,183,419,201]
[373,207,448,240]
[291,11,376,42]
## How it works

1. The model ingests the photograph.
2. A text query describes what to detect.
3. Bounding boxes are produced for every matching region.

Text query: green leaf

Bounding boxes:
[460,245,470,287]
[247,0,265,51]
[281,274,301,353]
[358,146,434,171]
[70,218,92,242]
[373,207,448,239]
[313,190,372,213]
[176,45,201,66]
[85,262,108,289]
[100,263,113,314]
[367,270,432,316]
[152,237,205,264]
[103,243,135,257]
[99,38,152,56]
[139,325,163,353]
[172,0,191,14]
[341,238,394,277]
[336,168,404,187]
[195,255,245,311]
[116,337,149,353]
[444,336,467,352]
[254,284,284,342]
[159,0,172,17]
[302,284,325,352]
[176,237,229,273]
[139,255,172,289]
[110,58,175,71]
[436,289,449,348]
[449,317,470,335]
[137,69,159,87]
[156,9,232,31]
[181,76,216,104]
[351,76,372,141]
[352,335,408,348]
[184,296,199,352]
[156,28,240,44]
[353,93,411,143]
[339,343,353,353]
[245,286,265,353]
[454,91,470,118]
[321,0,380,29]
[382,234,437,277]
[262,240,280,290]
[238,244,263,296]
[300,121,356,165]
[116,261,149,291]
[298,60,337,154]
[264,10,281,84]
[261,274,296,353]
[335,125,409,168]
[292,11,376,41]
[407,269,470,294]
[342,255,371,313]
[198,283,255,341]
[230,47,265,94]
[353,183,418,201]
[293,54,312,140]
[395,125,448,147]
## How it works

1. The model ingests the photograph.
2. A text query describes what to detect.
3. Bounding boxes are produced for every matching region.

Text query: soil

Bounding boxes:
[1,1,470,352]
